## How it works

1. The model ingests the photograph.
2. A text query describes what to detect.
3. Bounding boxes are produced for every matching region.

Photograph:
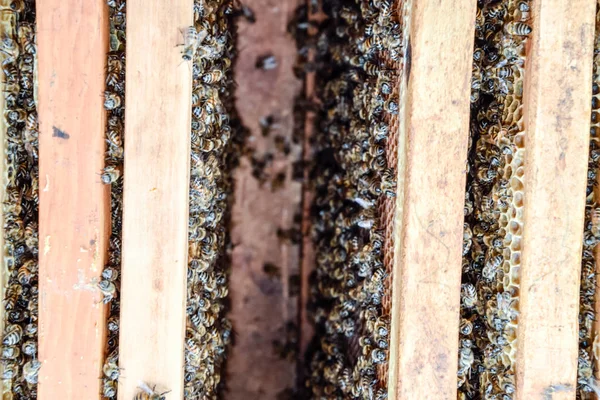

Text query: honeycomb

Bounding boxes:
[458,0,530,398]
[577,3,600,398]
[0,0,40,398]
[304,0,401,397]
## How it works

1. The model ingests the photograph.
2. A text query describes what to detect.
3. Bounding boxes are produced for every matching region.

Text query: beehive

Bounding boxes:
[0,0,598,399]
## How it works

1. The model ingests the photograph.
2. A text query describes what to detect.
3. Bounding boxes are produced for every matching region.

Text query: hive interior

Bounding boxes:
[1,0,600,399]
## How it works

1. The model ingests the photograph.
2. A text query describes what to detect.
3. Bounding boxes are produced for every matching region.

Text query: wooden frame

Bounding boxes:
[515,0,596,398]
[36,0,110,398]
[387,0,477,398]
[117,0,193,398]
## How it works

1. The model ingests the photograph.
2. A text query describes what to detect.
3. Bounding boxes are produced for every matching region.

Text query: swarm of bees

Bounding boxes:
[458,0,531,398]
[0,0,40,398]
[182,0,242,398]
[303,0,399,397]
[100,0,126,398]
[576,4,600,398]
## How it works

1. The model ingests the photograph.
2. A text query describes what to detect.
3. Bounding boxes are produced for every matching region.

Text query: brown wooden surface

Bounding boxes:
[387,0,477,398]
[515,1,596,398]
[227,0,303,397]
[117,0,192,398]
[36,1,109,398]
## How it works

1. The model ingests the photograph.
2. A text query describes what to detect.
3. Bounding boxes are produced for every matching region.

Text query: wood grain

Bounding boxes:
[515,1,596,398]
[117,0,192,398]
[387,0,476,398]
[36,1,109,398]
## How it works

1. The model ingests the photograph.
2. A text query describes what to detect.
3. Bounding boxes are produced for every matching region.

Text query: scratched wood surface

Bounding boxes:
[387,0,477,398]
[117,0,192,398]
[36,1,110,398]
[515,1,596,398]
[227,0,303,397]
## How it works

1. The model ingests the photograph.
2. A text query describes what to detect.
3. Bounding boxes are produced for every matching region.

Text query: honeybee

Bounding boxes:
[103,359,120,380]
[103,379,117,397]
[22,340,36,356]
[505,21,532,36]
[98,280,117,303]
[135,382,171,400]
[104,92,122,110]
[23,359,41,385]
[101,165,121,185]
[179,26,207,61]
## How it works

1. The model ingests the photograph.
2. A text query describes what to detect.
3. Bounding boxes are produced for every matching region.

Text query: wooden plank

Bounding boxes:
[117,0,192,398]
[387,0,476,398]
[36,1,109,398]
[515,1,596,398]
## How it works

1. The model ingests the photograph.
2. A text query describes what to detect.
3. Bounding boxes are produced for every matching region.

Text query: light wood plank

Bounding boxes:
[36,1,109,398]
[387,0,477,398]
[117,0,192,398]
[515,1,596,398]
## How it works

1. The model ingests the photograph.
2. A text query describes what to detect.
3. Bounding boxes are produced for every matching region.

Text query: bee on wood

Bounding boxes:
[101,165,121,185]
[133,382,170,400]
[103,359,121,380]
[98,280,117,303]
[179,26,208,61]
[255,54,277,70]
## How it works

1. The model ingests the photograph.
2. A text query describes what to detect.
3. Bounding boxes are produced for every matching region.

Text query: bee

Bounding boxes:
[2,345,20,359]
[3,285,22,311]
[202,69,225,84]
[17,264,33,285]
[235,4,256,24]
[23,359,42,385]
[505,21,532,36]
[22,340,36,356]
[102,266,119,282]
[134,382,171,400]
[103,379,117,397]
[103,359,120,380]
[461,284,477,309]
[2,362,17,379]
[98,280,117,303]
[104,92,122,110]
[179,26,207,61]
[482,254,503,280]
[101,165,121,185]
[485,2,505,18]
[255,54,277,70]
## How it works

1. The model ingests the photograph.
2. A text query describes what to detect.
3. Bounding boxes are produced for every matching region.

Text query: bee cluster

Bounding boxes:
[0,0,40,398]
[183,0,241,398]
[304,0,399,398]
[100,0,126,398]
[458,0,531,398]
[577,4,600,398]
